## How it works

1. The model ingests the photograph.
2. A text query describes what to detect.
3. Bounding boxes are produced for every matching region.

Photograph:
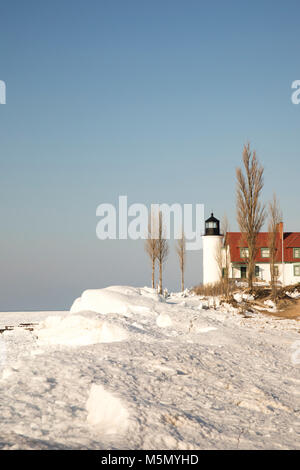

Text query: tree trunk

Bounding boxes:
[159,261,162,294]
[248,245,255,290]
[152,258,155,289]
[248,264,253,290]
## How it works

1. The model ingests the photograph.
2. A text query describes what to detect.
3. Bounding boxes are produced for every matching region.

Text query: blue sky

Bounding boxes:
[0,0,299,309]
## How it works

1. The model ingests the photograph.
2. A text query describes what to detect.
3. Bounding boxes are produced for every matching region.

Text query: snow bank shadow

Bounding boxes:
[86,384,129,435]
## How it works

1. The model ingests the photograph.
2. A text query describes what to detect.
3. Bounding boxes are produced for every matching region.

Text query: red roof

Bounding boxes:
[226,232,300,263]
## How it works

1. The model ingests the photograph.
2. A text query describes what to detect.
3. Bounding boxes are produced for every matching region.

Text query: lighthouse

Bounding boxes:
[202,213,223,285]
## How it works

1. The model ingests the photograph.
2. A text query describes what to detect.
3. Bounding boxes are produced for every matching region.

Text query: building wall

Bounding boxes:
[282,264,300,285]
[230,262,300,286]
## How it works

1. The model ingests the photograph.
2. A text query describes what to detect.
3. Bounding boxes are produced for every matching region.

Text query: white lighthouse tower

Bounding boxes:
[202,213,223,285]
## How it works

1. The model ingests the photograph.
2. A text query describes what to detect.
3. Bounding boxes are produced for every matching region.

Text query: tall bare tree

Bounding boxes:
[268,194,282,301]
[236,143,266,290]
[176,229,186,292]
[145,211,158,289]
[157,211,169,294]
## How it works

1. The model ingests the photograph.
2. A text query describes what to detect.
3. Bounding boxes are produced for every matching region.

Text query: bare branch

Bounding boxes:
[157,211,169,294]
[268,194,282,301]
[144,210,158,289]
[236,143,266,289]
[176,229,186,292]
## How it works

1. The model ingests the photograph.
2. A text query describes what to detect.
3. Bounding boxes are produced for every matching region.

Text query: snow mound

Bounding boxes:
[197,326,218,333]
[36,313,127,346]
[86,384,129,434]
[69,297,82,313]
[286,290,300,299]
[70,285,164,315]
[234,293,255,303]
[156,313,172,328]
[264,299,277,310]
[1,367,13,380]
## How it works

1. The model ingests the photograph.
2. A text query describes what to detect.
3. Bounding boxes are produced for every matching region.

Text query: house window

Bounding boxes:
[294,265,300,277]
[240,248,249,258]
[293,248,300,259]
[240,266,247,278]
[255,266,260,278]
[261,248,270,258]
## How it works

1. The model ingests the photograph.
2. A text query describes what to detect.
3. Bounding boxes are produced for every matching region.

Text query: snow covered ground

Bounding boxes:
[0,286,299,450]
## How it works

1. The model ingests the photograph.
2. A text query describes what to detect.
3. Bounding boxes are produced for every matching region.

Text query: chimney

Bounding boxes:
[277,222,284,240]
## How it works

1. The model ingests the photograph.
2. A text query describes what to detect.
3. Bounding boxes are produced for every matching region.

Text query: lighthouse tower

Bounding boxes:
[202,213,223,285]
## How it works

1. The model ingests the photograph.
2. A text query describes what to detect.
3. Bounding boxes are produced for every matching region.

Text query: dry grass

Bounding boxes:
[284,282,300,293]
[193,281,300,321]
[193,280,236,298]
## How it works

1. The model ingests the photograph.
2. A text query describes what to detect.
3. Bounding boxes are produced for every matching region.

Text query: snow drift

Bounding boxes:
[36,312,127,346]
[1,286,299,450]
[70,286,164,316]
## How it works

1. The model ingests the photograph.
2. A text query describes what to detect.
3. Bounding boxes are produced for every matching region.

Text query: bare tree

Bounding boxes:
[176,229,186,292]
[222,216,230,299]
[145,211,158,289]
[215,215,231,300]
[157,211,169,294]
[236,143,266,290]
[268,194,282,301]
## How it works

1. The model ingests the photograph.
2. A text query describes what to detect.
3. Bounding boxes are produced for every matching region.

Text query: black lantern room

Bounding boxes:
[205,213,220,236]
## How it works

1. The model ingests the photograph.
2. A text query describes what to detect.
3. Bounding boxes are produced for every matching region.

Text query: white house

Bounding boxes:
[202,214,300,286]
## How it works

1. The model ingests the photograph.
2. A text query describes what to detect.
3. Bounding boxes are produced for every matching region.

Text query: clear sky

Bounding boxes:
[0,0,299,310]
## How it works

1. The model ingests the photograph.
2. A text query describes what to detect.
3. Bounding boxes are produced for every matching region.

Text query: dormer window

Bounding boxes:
[293,248,300,259]
[261,248,270,258]
[240,248,249,258]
